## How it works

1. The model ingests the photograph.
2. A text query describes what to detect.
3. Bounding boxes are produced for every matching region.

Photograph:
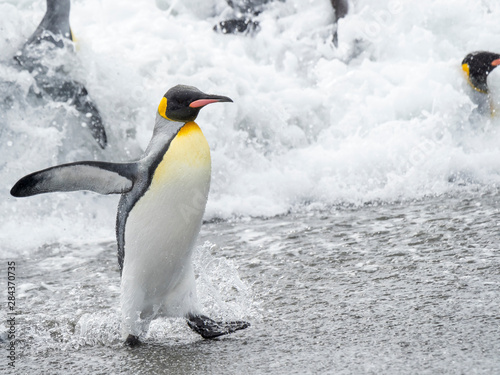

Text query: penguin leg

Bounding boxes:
[186,314,250,339]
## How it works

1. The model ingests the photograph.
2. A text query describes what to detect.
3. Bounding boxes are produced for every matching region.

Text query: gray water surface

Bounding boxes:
[2,193,500,374]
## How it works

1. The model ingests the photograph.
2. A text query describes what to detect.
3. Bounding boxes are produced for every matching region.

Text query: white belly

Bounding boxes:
[120,122,211,337]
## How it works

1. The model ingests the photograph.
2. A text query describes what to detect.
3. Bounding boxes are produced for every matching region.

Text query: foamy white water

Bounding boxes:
[2,0,500,251]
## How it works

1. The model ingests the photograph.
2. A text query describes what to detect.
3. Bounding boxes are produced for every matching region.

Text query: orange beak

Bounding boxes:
[189,99,223,108]
[189,94,233,108]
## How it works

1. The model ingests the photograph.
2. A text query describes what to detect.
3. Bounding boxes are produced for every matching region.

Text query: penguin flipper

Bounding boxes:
[39,80,107,149]
[11,161,137,197]
[186,314,250,339]
[72,84,107,149]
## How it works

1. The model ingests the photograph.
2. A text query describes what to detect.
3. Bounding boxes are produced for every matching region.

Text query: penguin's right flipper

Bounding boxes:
[72,84,108,149]
[41,80,108,149]
[186,314,250,339]
[11,161,137,197]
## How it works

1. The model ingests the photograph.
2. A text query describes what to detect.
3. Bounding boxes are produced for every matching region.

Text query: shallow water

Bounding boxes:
[2,192,500,374]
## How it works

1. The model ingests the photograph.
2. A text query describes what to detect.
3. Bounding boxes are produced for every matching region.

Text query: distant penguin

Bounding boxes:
[14,0,107,149]
[462,51,500,115]
[214,0,349,44]
[462,51,500,94]
[331,0,349,47]
[214,0,267,35]
[11,85,250,346]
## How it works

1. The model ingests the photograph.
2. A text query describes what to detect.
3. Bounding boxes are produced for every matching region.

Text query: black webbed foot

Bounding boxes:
[125,334,141,347]
[186,314,250,339]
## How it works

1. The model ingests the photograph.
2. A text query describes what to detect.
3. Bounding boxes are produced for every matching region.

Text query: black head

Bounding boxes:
[158,85,233,122]
[462,51,500,93]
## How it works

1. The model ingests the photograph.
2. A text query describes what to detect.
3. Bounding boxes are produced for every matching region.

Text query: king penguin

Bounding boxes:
[14,0,107,149]
[462,51,500,94]
[11,85,250,346]
[462,51,500,116]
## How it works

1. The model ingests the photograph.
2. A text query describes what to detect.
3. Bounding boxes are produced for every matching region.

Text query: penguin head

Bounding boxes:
[462,51,500,93]
[158,85,233,122]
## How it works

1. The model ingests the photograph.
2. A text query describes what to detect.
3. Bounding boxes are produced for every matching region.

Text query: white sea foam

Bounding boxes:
[1,0,500,253]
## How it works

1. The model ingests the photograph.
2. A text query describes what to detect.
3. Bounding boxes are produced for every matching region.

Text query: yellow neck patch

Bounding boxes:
[158,97,171,120]
[462,63,488,94]
[461,63,469,77]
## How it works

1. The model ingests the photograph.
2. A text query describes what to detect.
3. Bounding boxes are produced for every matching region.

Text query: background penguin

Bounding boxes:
[331,0,349,47]
[10,85,250,346]
[14,0,107,149]
[214,0,349,46]
[462,51,500,94]
[462,51,500,116]
[214,0,267,35]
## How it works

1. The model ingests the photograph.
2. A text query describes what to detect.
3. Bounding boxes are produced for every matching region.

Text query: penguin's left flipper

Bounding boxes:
[186,314,250,339]
[10,161,137,197]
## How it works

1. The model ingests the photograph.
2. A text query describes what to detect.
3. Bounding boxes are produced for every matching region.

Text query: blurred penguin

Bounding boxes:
[462,51,500,116]
[14,0,107,149]
[331,0,349,47]
[213,0,269,35]
[214,0,349,46]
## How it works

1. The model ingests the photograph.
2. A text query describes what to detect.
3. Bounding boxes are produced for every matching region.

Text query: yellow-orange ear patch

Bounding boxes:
[158,97,168,119]
[462,63,469,76]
